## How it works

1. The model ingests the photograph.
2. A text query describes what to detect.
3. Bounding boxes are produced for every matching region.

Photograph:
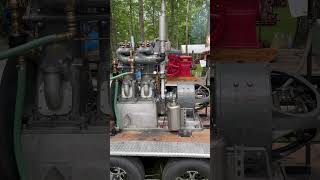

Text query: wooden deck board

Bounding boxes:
[111,129,210,144]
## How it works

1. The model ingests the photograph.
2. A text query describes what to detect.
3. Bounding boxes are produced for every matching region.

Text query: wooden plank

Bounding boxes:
[111,129,210,144]
[211,48,278,62]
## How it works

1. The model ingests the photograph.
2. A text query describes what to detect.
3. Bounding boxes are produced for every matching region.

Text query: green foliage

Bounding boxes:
[111,0,209,50]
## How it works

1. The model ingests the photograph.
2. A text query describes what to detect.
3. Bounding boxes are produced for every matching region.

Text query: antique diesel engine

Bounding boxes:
[113,42,208,134]
[111,0,209,135]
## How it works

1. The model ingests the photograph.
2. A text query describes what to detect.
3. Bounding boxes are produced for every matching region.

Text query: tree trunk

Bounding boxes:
[185,0,190,54]
[129,0,133,40]
[138,0,145,42]
[175,0,179,48]
[110,1,117,55]
[170,0,175,48]
[152,1,156,39]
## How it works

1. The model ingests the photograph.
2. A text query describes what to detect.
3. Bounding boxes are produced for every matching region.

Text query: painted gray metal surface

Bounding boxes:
[117,101,158,128]
[38,82,72,115]
[177,81,196,108]
[23,133,108,180]
[110,140,210,158]
[215,63,273,148]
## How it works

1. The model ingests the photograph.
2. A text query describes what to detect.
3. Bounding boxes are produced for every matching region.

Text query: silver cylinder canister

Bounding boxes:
[167,99,181,131]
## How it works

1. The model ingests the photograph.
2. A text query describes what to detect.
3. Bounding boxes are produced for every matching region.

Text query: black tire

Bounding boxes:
[110,157,145,180]
[127,157,144,176]
[162,159,210,180]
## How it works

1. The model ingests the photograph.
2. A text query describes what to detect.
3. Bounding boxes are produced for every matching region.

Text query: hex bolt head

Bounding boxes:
[247,82,253,87]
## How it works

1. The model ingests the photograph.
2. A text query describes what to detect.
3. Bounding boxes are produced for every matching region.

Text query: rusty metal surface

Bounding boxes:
[111,129,210,144]
[167,76,200,82]
[211,48,278,62]
[166,76,209,87]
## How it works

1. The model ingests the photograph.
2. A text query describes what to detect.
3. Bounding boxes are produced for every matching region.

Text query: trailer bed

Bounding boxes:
[110,130,210,158]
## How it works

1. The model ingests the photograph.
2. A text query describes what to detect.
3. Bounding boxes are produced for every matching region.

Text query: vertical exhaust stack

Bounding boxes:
[159,0,167,100]
[159,0,167,55]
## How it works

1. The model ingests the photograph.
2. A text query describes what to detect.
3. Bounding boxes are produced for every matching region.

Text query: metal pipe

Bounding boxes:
[116,47,131,63]
[114,80,121,128]
[65,0,77,36]
[41,0,76,111]
[98,20,111,116]
[135,54,162,64]
[136,46,154,55]
[159,0,167,54]
[129,50,135,73]
[116,47,162,64]
[123,82,130,97]
[10,0,19,33]
[160,62,166,99]
[143,82,150,97]
[43,66,63,110]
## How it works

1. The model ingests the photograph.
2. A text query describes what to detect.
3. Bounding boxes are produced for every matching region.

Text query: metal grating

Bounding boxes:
[110,141,210,158]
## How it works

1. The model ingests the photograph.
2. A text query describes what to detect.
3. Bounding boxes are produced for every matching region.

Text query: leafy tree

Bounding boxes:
[111,0,209,51]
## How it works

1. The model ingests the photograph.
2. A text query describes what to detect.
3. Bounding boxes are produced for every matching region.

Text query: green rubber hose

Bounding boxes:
[13,61,27,180]
[110,72,132,80]
[0,34,66,61]
[113,80,121,128]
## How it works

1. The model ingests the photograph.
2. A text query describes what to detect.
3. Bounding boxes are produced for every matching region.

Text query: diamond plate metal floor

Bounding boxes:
[110,141,210,158]
[110,130,210,158]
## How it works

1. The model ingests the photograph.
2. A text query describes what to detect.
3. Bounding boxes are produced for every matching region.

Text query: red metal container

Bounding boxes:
[178,56,193,77]
[167,54,193,77]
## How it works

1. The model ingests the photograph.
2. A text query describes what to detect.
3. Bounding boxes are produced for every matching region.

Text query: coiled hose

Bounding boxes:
[14,60,27,180]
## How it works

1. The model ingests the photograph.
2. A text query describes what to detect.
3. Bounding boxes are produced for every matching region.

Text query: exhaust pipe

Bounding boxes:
[43,66,63,110]
[159,0,167,55]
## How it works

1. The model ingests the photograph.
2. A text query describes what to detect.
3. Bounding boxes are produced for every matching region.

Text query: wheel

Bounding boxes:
[162,159,210,180]
[110,157,145,180]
